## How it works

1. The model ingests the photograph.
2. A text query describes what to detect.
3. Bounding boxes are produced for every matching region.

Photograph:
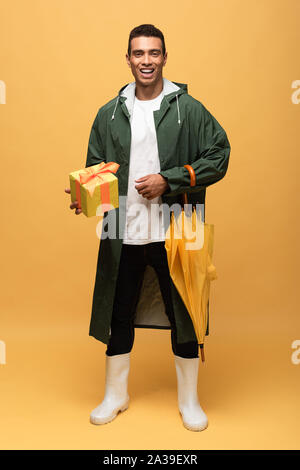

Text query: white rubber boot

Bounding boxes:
[174,355,208,431]
[90,352,130,425]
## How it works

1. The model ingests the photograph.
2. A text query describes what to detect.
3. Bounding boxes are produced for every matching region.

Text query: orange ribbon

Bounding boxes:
[75,162,119,210]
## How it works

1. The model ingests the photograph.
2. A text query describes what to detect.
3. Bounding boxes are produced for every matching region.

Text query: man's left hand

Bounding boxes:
[135,174,169,200]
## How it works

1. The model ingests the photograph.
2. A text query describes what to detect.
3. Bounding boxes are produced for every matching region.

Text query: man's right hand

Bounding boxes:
[65,188,82,215]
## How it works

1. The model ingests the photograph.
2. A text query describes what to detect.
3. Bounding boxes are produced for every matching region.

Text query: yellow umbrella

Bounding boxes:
[165,165,218,362]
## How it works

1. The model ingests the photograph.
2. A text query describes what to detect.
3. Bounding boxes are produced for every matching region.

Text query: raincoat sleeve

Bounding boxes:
[85,109,106,168]
[159,103,231,195]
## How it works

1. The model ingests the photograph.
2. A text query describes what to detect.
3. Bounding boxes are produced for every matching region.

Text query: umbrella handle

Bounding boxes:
[182,164,196,205]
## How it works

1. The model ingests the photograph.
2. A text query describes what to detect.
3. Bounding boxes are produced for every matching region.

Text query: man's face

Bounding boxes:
[126,36,167,87]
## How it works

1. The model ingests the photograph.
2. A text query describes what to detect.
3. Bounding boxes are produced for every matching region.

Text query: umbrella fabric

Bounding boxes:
[165,206,217,352]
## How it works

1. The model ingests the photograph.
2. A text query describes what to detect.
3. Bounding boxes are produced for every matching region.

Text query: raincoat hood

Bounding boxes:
[111,77,187,125]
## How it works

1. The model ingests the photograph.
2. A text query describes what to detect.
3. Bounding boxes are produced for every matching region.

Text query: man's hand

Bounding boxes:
[135,174,169,200]
[65,188,82,215]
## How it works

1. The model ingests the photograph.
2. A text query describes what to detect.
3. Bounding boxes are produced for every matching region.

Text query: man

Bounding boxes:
[65,24,230,431]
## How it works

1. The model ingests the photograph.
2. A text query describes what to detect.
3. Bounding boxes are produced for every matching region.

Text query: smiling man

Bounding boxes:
[67,24,230,431]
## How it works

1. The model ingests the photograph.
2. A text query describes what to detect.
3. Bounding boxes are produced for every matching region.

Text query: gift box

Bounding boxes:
[69,162,120,217]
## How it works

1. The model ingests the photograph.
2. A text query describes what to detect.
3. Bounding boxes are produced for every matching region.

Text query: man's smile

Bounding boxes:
[139,68,155,78]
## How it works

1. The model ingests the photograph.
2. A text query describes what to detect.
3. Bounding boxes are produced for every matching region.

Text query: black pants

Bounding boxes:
[106,242,199,358]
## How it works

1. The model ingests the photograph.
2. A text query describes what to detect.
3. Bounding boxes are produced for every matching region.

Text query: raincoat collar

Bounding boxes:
[111,78,188,124]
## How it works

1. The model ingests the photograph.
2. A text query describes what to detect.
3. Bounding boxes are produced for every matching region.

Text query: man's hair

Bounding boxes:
[127,24,166,57]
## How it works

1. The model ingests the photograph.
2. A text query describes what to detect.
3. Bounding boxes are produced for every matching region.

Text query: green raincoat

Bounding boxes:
[85,78,230,346]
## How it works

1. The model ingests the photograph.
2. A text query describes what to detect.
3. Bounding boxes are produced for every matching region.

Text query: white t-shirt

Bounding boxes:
[123,90,166,245]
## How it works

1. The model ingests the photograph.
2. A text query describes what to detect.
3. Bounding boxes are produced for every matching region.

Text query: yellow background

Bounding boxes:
[1,0,299,450]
